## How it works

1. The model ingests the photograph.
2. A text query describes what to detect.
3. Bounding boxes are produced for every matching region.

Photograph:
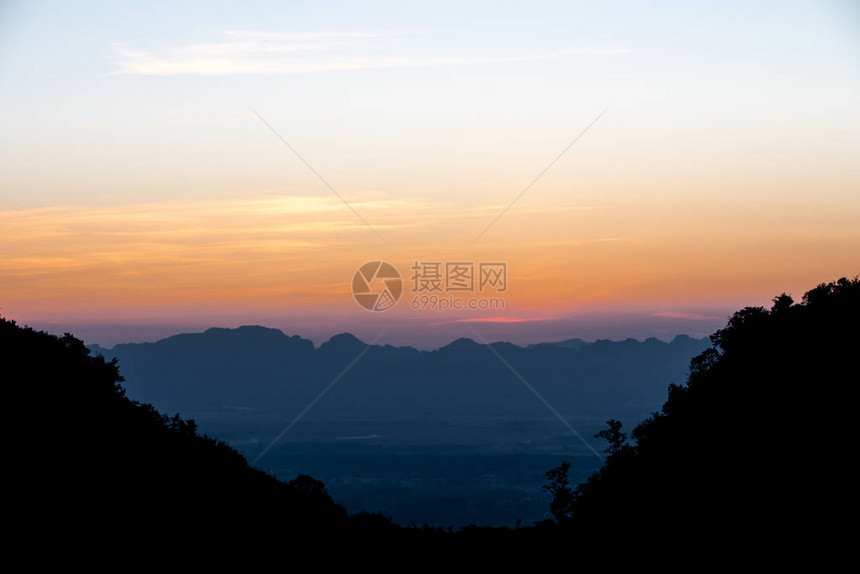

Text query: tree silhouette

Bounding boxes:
[594,419,627,457]
[545,276,860,554]
[543,461,574,524]
[1,316,359,545]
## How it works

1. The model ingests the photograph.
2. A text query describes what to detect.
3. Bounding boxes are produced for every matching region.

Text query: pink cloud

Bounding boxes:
[451,316,555,324]
[652,311,721,321]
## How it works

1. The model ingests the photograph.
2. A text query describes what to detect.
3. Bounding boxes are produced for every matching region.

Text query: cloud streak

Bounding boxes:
[114,29,630,75]
[652,311,722,321]
[424,316,558,329]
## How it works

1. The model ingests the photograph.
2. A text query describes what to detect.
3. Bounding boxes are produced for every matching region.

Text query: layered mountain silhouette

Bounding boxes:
[89,330,709,430]
[84,326,710,526]
[4,276,857,560]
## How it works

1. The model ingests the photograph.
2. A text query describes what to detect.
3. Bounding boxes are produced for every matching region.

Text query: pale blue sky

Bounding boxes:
[2,0,858,206]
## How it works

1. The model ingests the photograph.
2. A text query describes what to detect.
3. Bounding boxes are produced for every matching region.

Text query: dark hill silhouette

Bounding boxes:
[1,318,355,546]
[545,277,859,556]
[530,337,587,350]
[318,332,371,355]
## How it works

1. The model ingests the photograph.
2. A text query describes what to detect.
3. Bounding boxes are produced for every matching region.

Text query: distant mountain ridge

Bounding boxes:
[84,326,712,529]
[89,327,699,355]
[88,328,710,434]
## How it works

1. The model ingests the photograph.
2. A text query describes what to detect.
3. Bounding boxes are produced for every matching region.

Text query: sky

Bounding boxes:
[1,0,858,348]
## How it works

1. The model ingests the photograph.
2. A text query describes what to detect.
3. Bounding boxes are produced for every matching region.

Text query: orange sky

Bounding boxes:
[2,187,857,339]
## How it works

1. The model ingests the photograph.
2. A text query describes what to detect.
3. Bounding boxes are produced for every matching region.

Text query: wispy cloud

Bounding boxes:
[526,237,623,247]
[0,194,405,277]
[0,193,427,309]
[652,311,722,321]
[450,316,555,324]
[114,29,630,76]
[165,113,255,126]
